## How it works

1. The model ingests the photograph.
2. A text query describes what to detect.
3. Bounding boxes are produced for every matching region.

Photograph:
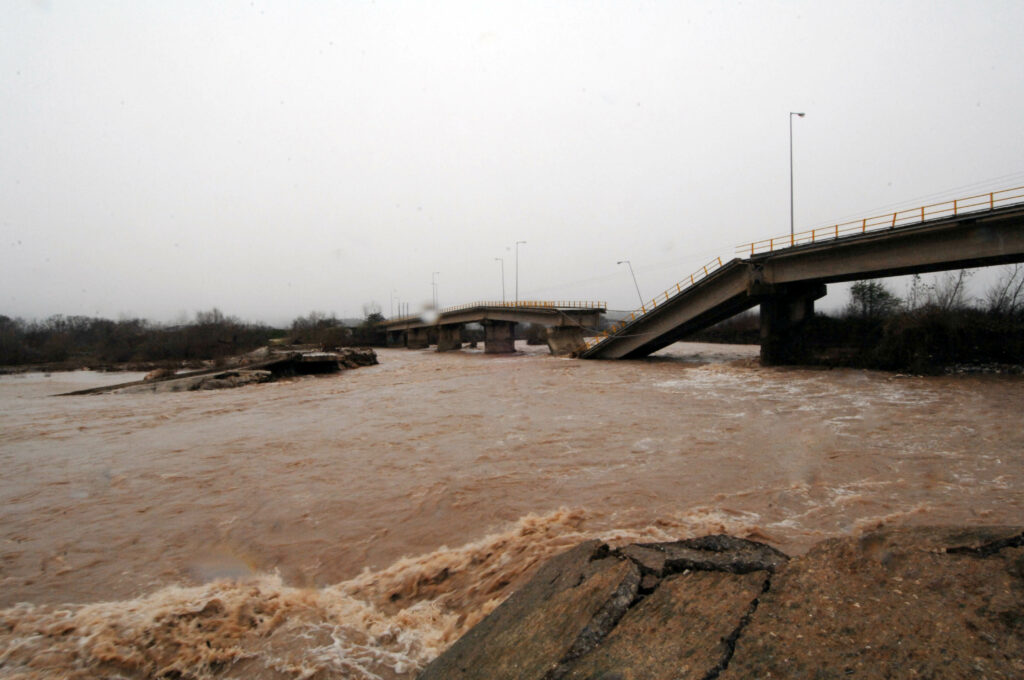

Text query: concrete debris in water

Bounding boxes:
[59,346,379,395]
[418,526,1024,680]
[191,369,274,390]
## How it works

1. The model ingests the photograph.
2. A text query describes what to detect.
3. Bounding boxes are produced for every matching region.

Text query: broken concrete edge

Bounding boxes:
[543,547,641,680]
[419,525,1024,680]
[533,536,787,680]
[946,529,1024,557]
[700,572,772,680]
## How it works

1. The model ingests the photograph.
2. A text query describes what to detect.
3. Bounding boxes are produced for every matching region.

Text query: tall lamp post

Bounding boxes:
[514,240,526,307]
[494,257,505,303]
[617,260,645,307]
[431,271,439,309]
[789,111,806,241]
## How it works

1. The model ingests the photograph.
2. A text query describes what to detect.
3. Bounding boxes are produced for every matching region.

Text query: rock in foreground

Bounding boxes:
[419,526,1024,679]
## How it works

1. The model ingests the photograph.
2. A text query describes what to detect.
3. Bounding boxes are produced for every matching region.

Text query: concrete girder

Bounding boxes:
[381,307,603,332]
[585,261,752,359]
[754,209,1024,287]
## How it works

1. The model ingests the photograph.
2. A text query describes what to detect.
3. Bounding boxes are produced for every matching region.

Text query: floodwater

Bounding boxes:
[1,342,1022,678]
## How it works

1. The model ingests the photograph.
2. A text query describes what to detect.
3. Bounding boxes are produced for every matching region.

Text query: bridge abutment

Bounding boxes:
[437,325,463,352]
[759,283,827,365]
[546,326,585,355]
[483,320,517,354]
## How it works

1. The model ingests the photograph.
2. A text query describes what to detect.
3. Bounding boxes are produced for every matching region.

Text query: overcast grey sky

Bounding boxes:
[3,0,1023,325]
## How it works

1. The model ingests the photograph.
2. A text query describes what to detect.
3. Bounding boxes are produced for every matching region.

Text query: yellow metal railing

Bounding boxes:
[440,300,605,313]
[737,185,1024,256]
[583,257,726,350]
[585,184,1024,352]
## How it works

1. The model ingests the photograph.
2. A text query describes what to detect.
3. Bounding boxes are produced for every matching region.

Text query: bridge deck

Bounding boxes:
[583,198,1024,360]
[381,301,606,330]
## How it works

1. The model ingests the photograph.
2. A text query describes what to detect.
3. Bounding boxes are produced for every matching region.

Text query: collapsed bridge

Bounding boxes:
[582,187,1024,363]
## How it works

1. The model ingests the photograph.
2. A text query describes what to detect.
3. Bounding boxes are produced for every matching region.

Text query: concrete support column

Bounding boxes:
[386,330,405,348]
[407,327,430,349]
[759,283,827,365]
[437,324,463,352]
[546,326,585,356]
[482,320,517,354]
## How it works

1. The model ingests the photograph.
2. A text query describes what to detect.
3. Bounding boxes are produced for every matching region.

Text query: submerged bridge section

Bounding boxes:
[381,301,605,355]
[583,186,1024,363]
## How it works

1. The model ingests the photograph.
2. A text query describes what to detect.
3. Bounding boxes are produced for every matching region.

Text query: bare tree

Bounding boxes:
[928,270,973,312]
[984,264,1024,316]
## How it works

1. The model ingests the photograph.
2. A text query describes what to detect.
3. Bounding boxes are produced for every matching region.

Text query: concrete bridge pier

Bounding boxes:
[407,327,431,349]
[482,320,517,354]
[759,283,827,365]
[437,324,463,352]
[546,326,586,356]
[386,330,406,348]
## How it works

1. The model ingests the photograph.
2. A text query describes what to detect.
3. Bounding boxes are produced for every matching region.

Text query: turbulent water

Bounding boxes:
[1,342,1022,678]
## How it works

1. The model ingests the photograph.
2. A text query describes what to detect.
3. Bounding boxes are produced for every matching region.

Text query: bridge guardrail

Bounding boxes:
[585,184,1024,353]
[583,257,727,350]
[736,185,1024,256]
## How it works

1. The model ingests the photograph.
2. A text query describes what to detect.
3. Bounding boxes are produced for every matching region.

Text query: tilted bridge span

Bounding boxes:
[380,186,1024,363]
[583,186,1024,363]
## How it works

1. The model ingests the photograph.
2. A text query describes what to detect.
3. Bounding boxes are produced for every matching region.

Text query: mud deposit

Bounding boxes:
[1,342,1022,678]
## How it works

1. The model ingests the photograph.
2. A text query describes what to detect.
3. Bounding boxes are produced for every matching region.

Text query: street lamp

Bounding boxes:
[515,241,526,307]
[494,257,505,303]
[432,271,439,309]
[790,111,806,241]
[617,260,645,307]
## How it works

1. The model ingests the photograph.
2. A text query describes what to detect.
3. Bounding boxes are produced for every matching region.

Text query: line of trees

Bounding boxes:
[0,304,390,369]
[0,309,279,368]
[287,305,385,347]
[809,266,1024,371]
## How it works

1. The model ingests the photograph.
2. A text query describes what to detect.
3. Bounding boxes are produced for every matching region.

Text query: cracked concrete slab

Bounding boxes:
[562,570,769,680]
[417,540,640,680]
[418,527,1024,680]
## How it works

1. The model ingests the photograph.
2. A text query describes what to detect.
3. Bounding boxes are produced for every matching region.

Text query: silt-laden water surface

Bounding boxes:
[1,342,1021,678]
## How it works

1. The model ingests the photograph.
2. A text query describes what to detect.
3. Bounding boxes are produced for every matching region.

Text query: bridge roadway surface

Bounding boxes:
[380,302,605,354]
[582,200,1024,362]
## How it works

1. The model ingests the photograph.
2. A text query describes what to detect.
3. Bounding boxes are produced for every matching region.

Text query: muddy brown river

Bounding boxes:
[1,342,1022,678]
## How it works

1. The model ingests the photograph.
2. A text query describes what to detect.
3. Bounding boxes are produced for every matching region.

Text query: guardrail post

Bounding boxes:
[953,199,958,216]
[990,192,994,210]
